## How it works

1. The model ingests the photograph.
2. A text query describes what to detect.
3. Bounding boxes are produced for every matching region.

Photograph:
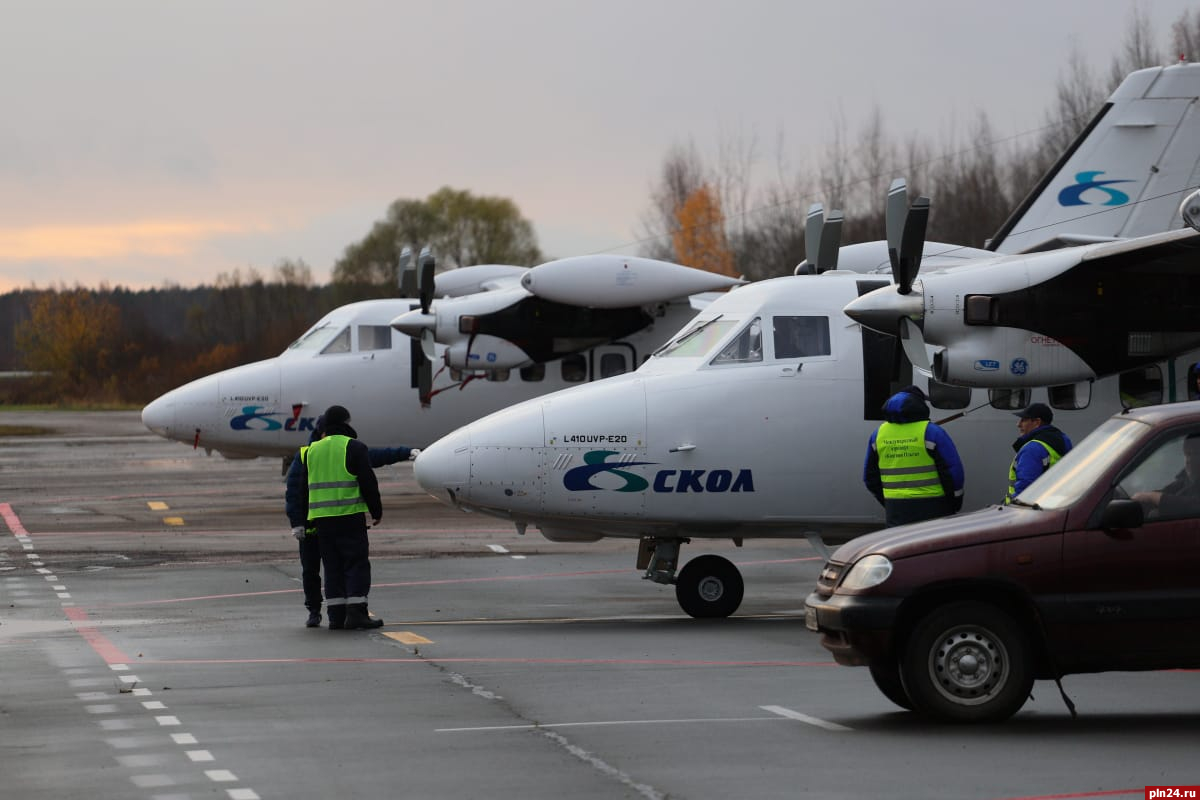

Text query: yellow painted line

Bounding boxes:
[163,517,185,526]
[384,632,433,645]
[147,501,169,511]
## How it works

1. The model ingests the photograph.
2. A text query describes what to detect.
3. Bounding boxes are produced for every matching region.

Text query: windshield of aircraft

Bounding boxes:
[1014,417,1149,510]
[286,322,347,354]
[653,316,737,359]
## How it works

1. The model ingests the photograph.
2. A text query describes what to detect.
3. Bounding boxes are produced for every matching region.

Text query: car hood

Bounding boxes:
[829,504,1066,565]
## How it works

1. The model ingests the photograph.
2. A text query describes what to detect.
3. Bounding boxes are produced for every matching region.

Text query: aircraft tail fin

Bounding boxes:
[989,61,1200,254]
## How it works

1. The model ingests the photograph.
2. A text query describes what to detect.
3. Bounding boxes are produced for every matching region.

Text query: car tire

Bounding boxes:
[868,659,913,710]
[900,601,1033,723]
[675,555,744,618]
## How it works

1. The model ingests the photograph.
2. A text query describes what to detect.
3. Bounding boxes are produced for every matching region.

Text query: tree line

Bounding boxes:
[2,8,1196,406]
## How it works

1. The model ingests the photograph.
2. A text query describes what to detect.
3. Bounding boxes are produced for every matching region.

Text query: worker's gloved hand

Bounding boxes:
[409,449,421,461]
[291,526,305,540]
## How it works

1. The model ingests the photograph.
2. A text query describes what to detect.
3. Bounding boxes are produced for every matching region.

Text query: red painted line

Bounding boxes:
[63,607,134,665]
[0,502,29,536]
[989,790,1142,800]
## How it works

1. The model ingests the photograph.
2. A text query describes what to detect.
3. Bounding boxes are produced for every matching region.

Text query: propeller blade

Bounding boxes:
[420,328,437,362]
[885,178,908,272]
[819,209,844,273]
[418,246,436,314]
[803,203,824,273]
[418,356,433,408]
[398,246,413,294]
[896,196,930,295]
[899,317,931,375]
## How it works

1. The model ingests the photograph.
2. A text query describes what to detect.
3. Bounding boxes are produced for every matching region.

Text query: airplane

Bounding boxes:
[409,61,1200,619]
[141,253,745,460]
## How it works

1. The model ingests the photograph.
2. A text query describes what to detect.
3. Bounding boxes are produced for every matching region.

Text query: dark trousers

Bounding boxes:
[315,513,372,606]
[299,533,323,611]
[884,496,954,527]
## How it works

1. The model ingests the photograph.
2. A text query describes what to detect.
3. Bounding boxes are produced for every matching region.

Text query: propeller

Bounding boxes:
[415,247,436,405]
[885,178,929,295]
[397,246,414,295]
[800,203,844,274]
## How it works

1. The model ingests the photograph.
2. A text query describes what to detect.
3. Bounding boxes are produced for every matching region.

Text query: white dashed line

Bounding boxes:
[154,715,181,727]
[205,769,238,782]
[760,705,853,731]
[170,733,199,745]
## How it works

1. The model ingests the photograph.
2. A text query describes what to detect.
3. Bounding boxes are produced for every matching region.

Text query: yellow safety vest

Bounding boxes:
[1004,439,1063,504]
[305,435,369,519]
[875,421,945,499]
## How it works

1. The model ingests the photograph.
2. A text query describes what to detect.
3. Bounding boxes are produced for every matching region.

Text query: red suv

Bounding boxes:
[805,402,1200,722]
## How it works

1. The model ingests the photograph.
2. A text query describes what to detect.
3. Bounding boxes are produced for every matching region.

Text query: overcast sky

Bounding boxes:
[0,0,1194,292]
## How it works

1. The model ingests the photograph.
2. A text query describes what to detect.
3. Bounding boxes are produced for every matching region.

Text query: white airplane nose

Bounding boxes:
[141,394,173,437]
[414,426,471,503]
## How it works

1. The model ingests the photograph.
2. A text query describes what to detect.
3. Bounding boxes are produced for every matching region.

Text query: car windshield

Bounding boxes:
[1015,417,1150,509]
[654,317,738,359]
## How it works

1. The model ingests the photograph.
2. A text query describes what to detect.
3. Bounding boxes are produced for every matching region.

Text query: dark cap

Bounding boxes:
[322,405,351,427]
[1014,402,1052,424]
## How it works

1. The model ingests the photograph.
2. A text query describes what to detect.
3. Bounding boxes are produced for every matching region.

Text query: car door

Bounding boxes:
[1058,427,1200,670]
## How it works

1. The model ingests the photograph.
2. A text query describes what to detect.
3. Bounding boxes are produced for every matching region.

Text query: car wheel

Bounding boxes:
[675,555,744,618]
[868,659,913,710]
[900,601,1033,723]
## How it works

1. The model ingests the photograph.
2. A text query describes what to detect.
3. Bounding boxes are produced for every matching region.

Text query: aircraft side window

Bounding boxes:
[1188,362,1200,401]
[520,364,546,382]
[358,325,392,351]
[1048,381,1091,411]
[320,327,352,355]
[773,316,830,359]
[487,369,510,382]
[989,388,1029,411]
[599,352,628,377]
[561,354,587,382]
[928,380,969,410]
[1119,365,1162,409]
[711,318,762,365]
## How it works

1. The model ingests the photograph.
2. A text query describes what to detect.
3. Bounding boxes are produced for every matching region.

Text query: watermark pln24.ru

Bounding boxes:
[1148,788,1200,799]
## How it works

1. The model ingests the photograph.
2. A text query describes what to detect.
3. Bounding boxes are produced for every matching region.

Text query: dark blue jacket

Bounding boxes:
[863,390,965,509]
[285,424,412,528]
[1009,424,1072,496]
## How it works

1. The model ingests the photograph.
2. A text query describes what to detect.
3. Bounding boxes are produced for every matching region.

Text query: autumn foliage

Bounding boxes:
[671,185,737,278]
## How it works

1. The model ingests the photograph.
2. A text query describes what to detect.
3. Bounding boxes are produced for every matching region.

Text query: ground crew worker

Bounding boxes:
[293,405,385,630]
[284,415,419,628]
[863,385,965,527]
[1005,402,1072,504]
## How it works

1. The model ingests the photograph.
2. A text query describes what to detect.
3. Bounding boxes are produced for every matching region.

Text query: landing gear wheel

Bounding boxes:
[868,659,913,711]
[900,601,1033,723]
[675,555,743,618]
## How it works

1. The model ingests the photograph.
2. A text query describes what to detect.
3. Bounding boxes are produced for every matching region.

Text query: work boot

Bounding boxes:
[327,605,347,630]
[305,609,321,628]
[344,603,383,630]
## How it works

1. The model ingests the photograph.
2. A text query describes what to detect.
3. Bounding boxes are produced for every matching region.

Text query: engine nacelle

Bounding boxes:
[444,335,533,371]
[521,255,743,308]
[929,327,1096,387]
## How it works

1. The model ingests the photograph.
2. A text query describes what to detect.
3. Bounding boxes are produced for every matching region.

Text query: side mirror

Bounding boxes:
[1100,498,1144,530]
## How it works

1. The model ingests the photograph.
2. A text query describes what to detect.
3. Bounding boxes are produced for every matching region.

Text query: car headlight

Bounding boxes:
[839,554,893,591]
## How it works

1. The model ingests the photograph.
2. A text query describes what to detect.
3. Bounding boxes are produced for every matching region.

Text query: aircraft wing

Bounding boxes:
[392,254,745,374]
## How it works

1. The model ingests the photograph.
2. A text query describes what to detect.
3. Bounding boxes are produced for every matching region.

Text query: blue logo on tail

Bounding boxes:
[1058,171,1133,207]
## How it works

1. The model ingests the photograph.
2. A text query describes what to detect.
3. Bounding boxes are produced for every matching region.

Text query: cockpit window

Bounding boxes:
[655,318,737,358]
[287,322,342,353]
[358,325,392,351]
[711,317,762,365]
[774,316,830,358]
[320,327,352,355]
